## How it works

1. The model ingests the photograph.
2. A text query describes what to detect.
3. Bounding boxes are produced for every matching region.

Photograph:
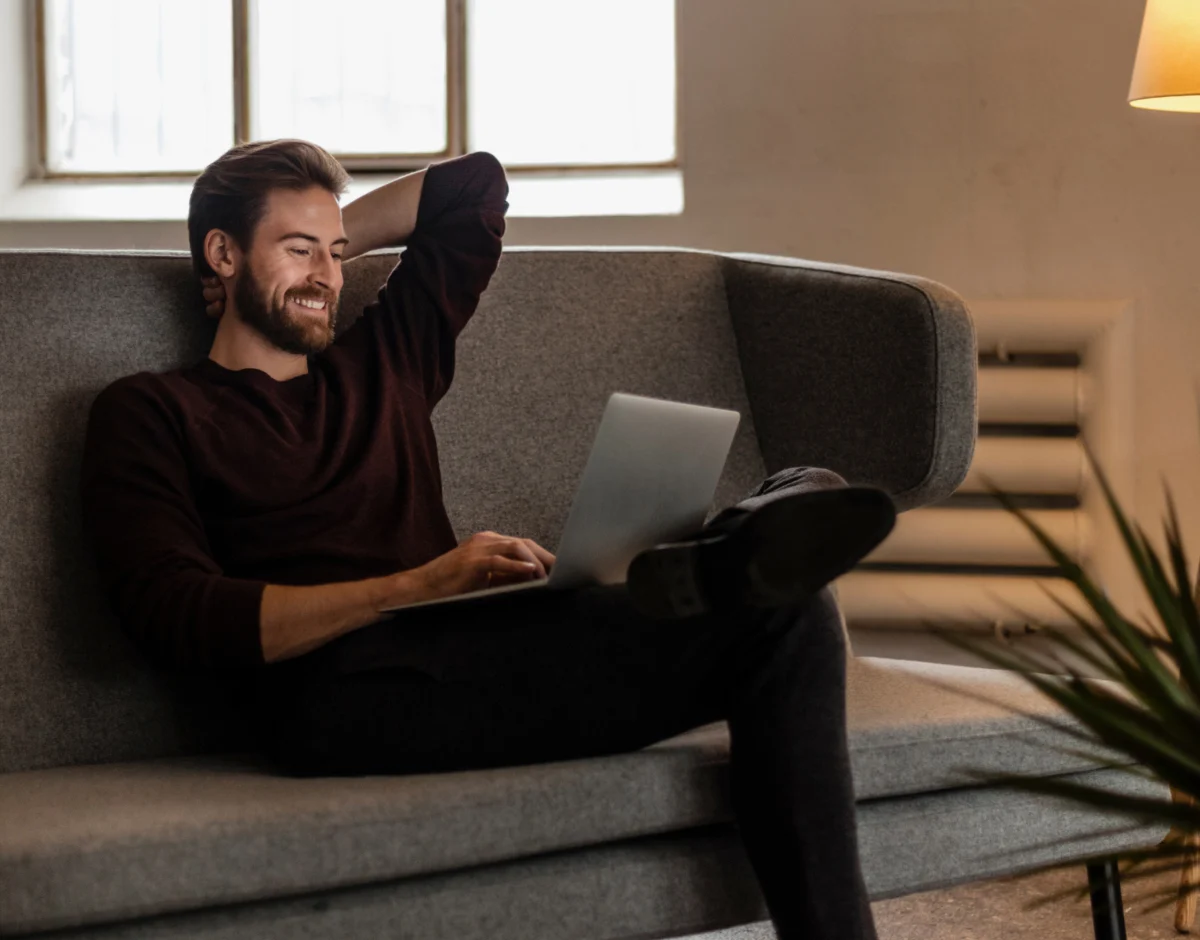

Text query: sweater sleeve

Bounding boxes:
[79,380,269,672]
[365,150,509,409]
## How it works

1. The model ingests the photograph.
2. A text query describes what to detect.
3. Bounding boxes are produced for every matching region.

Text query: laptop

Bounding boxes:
[380,391,741,612]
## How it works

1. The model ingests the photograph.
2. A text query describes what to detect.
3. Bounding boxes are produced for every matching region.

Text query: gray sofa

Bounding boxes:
[0,246,1167,939]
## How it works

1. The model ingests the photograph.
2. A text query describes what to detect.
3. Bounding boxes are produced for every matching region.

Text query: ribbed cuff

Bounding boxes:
[208,578,269,668]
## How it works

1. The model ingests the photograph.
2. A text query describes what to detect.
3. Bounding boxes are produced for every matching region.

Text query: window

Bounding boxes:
[36,0,678,177]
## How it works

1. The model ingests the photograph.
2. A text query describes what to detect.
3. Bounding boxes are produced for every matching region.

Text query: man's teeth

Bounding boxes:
[293,298,326,310]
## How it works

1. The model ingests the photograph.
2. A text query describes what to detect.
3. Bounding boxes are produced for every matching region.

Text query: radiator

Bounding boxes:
[840,300,1134,650]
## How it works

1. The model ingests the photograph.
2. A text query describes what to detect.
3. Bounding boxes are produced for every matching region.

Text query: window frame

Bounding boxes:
[32,0,682,180]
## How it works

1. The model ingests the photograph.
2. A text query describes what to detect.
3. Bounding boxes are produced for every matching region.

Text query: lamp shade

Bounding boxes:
[1129,0,1200,111]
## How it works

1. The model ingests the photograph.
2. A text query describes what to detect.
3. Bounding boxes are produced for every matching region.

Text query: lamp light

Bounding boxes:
[1129,0,1200,112]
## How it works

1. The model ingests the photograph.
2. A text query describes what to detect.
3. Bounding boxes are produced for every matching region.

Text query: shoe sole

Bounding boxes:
[626,487,897,620]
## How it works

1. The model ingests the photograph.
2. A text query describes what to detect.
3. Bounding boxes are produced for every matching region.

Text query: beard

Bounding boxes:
[233,259,340,357]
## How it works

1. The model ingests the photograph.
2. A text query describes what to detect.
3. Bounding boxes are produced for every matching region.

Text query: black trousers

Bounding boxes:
[257,468,879,940]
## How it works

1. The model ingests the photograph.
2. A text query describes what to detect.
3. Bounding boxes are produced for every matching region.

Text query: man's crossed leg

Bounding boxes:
[254,466,888,940]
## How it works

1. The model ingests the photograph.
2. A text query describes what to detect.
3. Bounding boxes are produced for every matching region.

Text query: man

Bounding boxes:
[79,139,897,940]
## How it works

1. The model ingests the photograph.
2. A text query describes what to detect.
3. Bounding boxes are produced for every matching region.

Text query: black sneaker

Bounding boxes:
[625,486,896,620]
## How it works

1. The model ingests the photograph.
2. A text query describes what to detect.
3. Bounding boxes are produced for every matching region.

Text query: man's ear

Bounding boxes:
[203,229,241,279]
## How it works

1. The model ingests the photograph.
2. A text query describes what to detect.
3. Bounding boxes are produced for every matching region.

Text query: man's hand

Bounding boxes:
[412,531,556,601]
[201,276,226,319]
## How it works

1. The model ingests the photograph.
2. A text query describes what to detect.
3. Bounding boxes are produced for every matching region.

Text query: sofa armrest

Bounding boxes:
[719,252,977,512]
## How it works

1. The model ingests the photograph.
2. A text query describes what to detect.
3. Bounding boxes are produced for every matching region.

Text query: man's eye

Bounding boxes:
[332,255,343,262]
[290,248,310,257]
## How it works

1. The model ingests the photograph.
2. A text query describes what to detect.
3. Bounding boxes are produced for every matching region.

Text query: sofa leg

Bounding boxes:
[1172,786,1200,933]
[1087,860,1127,940]
[1177,833,1200,933]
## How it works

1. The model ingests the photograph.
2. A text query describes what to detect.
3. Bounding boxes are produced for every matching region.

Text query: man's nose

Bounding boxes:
[310,253,340,293]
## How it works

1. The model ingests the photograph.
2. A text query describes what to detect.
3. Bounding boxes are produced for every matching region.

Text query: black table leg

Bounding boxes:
[1087,860,1127,940]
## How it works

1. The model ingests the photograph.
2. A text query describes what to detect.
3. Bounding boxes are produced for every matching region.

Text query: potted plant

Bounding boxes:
[937,447,1200,918]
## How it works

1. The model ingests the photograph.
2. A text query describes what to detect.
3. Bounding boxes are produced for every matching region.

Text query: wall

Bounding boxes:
[0,0,27,192]
[4,0,1200,590]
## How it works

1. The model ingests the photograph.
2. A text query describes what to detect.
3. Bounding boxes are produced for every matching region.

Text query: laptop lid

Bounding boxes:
[547,392,740,588]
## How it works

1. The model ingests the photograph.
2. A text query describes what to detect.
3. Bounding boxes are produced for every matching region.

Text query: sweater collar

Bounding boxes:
[190,356,315,395]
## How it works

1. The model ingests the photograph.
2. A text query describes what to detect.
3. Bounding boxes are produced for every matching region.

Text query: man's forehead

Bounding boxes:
[260,186,345,237]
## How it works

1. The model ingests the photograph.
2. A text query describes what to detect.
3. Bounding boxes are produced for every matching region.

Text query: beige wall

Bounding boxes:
[0,0,27,193]
[6,0,1200,556]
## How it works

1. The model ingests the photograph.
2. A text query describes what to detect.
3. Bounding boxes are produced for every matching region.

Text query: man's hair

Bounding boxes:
[187,139,350,280]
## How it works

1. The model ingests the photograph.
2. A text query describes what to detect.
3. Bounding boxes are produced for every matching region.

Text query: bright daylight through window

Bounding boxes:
[39,0,677,176]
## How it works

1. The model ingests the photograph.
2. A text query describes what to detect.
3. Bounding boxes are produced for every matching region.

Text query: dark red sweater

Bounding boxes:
[80,151,509,672]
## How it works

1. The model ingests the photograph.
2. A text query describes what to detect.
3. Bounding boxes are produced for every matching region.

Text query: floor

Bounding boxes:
[688,862,1188,939]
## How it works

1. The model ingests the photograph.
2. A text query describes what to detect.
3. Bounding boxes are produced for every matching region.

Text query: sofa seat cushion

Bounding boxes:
[0,728,735,935]
[846,657,1131,799]
[857,765,1168,899]
[0,657,1131,935]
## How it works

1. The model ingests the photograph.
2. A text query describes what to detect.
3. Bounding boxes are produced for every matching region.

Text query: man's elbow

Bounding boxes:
[465,151,510,214]
[120,617,200,675]
[114,572,263,674]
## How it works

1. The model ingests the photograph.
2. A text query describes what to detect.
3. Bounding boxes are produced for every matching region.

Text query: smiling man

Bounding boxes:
[79,138,897,940]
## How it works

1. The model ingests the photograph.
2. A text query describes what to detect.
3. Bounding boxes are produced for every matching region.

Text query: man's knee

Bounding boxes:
[803,466,849,490]
[739,467,849,508]
[765,466,848,493]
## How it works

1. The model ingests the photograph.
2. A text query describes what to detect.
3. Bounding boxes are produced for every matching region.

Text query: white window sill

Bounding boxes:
[0,169,683,222]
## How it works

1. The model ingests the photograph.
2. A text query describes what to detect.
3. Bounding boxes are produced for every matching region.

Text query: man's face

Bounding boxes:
[233,185,348,356]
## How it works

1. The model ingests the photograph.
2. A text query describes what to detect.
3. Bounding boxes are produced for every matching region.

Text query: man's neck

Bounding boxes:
[208,310,309,382]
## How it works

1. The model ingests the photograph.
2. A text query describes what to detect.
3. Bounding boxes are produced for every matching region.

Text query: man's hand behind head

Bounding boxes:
[202,276,226,320]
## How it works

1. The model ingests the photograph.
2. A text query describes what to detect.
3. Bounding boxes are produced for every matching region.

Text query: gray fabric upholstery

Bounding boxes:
[0,769,1167,939]
[0,659,1167,936]
[860,767,1167,900]
[0,772,1167,940]
[0,246,976,776]
[8,827,772,940]
[4,245,1144,940]
[846,657,1133,799]
[721,253,977,512]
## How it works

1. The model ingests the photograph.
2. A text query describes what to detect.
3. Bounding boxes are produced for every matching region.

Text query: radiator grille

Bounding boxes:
[838,300,1132,641]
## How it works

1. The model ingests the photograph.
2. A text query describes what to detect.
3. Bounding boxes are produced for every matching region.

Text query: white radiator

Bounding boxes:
[840,300,1133,642]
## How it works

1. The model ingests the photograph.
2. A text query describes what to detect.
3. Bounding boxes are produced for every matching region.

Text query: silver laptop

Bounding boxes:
[380,391,740,612]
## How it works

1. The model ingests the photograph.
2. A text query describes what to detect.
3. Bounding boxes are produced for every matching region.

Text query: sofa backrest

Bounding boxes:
[0,248,769,774]
[0,247,975,774]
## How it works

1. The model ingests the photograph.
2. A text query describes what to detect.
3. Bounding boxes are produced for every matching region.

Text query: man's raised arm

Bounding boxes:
[339,150,507,264]
[357,151,509,409]
[340,168,428,262]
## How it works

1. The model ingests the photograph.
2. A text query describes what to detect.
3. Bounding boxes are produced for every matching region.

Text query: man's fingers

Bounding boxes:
[201,277,227,318]
[512,538,553,576]
[480,534,553,579]
[521,538,556,572]
[486,558,541,583]
[502,538,546,579]
[492,555,539,575]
